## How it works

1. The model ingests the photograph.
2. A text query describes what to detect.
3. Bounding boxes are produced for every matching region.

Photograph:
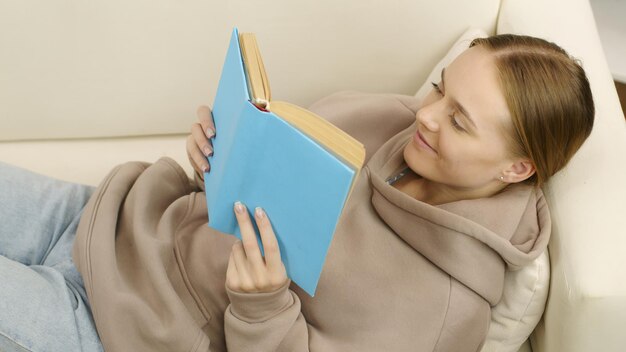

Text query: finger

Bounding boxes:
[186,135,210,174]
[196,105,216,139]
[234,202,266,270]
[254,207,283,271]
[225,251,239,291]
[231,241,256,292]
[191,122,213,158]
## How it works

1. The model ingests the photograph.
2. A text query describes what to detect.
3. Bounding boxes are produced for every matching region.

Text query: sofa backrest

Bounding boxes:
[0,0,500,141]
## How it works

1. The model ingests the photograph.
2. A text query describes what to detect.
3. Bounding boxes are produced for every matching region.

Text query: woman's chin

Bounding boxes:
[402,146,430,180]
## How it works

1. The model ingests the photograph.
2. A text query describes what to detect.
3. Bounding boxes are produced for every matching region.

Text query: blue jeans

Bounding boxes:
[0,162,103,352]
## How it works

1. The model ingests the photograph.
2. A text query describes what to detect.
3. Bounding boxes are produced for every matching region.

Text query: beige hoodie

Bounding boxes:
[73,92,550,352]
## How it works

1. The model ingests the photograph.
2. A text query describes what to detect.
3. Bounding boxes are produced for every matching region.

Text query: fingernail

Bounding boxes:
[203,146,213,157]
[202,164,210,173]
[255,207,265,219]
[234,201,244,214]
[206,127,215,138]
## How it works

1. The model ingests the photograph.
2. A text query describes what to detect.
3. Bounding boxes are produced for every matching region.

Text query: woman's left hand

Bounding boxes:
[226,201,289,294]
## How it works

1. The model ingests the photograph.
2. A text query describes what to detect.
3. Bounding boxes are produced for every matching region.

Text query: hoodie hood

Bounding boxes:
[366,123,551,305]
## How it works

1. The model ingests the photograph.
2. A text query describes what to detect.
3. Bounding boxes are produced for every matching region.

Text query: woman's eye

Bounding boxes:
[431,82,464,132]
[449,114,465,132]
[431,82,442,94]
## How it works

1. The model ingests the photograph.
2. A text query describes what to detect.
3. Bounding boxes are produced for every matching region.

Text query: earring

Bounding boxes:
[499,176,505,181]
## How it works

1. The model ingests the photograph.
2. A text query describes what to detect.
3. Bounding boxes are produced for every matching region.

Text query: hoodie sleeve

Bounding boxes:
[224,282,310,352]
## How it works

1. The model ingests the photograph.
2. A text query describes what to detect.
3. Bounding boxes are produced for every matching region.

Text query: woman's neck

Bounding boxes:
[392,169,508,205]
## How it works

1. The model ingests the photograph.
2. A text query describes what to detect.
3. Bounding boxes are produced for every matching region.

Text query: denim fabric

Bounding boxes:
[0,162,103,352]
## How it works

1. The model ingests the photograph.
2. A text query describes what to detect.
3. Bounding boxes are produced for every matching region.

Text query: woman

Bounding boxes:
[0,34,594,352]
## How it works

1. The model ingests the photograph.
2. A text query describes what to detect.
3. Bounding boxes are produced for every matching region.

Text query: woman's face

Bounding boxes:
[404,46,516,191]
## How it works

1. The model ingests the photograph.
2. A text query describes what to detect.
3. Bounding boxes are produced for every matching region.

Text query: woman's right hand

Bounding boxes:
[187,105,216,178]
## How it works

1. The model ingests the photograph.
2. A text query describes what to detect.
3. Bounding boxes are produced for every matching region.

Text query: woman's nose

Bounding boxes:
[416,102,442,132]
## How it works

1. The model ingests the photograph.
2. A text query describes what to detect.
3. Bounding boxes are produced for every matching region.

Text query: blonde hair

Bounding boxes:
[470,35,595,187]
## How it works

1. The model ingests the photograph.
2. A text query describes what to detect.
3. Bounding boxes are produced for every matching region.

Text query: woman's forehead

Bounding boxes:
[445,47,511,130]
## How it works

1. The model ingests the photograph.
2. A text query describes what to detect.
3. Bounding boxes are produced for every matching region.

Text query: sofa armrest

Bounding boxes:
[498,0,626,351]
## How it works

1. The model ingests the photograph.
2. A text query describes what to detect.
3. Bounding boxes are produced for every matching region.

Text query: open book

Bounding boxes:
[205,28,365,296]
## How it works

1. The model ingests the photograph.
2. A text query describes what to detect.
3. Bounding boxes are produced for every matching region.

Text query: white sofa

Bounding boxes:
[1,0,625,351]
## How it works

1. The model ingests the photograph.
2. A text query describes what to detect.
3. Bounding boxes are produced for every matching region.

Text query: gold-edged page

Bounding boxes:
[270,101,365,170]
[239,33,271,109]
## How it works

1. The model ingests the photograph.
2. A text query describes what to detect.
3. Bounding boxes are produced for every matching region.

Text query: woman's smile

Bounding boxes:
[413,130,438,155]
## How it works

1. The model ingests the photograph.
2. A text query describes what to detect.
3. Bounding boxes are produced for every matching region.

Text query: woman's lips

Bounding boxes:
[414,130,437,154]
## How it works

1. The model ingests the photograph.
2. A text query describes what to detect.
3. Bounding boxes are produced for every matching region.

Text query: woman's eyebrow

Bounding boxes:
[441,68,477,129]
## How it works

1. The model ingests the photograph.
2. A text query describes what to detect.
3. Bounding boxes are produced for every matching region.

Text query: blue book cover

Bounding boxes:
[204,28,362,296]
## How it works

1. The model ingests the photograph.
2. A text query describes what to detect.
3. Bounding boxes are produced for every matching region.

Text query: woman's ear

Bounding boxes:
[502,159,535,183]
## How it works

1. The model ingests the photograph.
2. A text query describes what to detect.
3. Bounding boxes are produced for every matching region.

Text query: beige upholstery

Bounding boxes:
[1,0,624,351]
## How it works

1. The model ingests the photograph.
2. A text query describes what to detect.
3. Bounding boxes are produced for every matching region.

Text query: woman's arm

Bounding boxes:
[224,286,309,352]
[223,201,309,351]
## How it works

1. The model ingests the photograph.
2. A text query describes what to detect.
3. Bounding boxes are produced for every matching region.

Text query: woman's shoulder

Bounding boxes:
[308,91,420,162]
